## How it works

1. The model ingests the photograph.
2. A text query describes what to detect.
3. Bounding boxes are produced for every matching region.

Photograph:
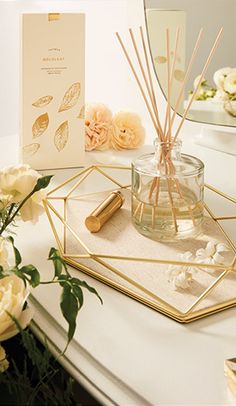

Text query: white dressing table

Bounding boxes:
[1,132,236,406]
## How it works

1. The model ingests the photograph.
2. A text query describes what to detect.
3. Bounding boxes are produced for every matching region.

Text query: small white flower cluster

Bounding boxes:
[191,75,216,101]
[167,241,229,290]
[191,67,236,106]
[213,67,236,102]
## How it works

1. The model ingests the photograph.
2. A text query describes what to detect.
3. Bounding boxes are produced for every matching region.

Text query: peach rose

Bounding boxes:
[85,104,112,151]
[110,112,145,150]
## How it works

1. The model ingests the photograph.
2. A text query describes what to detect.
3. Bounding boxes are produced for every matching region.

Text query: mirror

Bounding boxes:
[144,0,236,127]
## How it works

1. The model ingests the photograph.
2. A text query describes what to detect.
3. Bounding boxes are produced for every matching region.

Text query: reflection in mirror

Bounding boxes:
[144,0,236,127]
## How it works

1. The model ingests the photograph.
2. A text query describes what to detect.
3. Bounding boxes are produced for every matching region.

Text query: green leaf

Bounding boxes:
[14,246,22,266]
[52,256,63,278]
[7,236,22,266]
[48,247,67,277]
[60,285,78,346]
[48,247,58,258]
[72,285,84,309]
[20,265,40,287]
[11,267,28,286]
[32,175,53,193]
[57,275,69,288]
[72,278,103,304]
[0,265,6,279]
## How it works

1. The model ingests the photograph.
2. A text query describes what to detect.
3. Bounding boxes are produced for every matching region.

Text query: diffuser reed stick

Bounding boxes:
[116,32,161,138]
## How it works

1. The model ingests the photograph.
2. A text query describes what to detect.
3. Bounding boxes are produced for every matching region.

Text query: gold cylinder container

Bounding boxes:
[85,190,124,232]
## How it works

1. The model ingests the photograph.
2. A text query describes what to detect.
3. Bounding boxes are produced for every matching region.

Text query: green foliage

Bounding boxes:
[18,265,41,288]
[48,248,103,350]
[7,236,22,266]
[48,247,68,278]
[1,239,102,350]
[0,171,102,358]
[60,284,78,346]
[32,175,53,194]
[0,265,5,279]
[0,328,75,406]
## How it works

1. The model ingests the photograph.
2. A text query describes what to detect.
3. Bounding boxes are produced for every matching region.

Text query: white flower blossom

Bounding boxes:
[223,70,236,95]
[167,251,196,290]
[0,237,14,270]
[213,89,229,102]
[213,67,232,90]
[167,241,230,290]
[193,75,206,90]
[0,164,39,203]
[0,274,33,341]
[0,164,46,223]
[196,241,229,266]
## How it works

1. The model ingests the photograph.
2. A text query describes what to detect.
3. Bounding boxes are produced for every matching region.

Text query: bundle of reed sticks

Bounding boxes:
[116,26,223,233]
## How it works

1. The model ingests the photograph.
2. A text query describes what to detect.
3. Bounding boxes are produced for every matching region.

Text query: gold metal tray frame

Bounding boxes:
[44,165,236,323]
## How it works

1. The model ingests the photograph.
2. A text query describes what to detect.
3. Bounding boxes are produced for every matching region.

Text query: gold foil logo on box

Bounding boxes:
[48,13,60,22]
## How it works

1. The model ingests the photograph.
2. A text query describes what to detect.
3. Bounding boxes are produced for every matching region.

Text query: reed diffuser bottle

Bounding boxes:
[116,25,222,240]
[132,140,204,241]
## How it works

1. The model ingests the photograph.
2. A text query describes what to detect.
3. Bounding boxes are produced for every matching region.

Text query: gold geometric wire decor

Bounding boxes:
[44,165,236,323]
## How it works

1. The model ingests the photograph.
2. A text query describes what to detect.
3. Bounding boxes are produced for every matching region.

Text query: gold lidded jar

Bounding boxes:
[131,139,204,241]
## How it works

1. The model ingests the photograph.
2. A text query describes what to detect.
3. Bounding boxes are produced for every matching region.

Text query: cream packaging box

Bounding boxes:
[20,13,85,170]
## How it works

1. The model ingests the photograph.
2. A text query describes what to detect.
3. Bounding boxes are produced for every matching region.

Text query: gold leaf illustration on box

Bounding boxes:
[174,69,185,82]
[154,55,167,64]
[32,95,53,108]
[32,113,49,138]
[77,105,85,119]
[58,82,81,112]
[23,143,40,158]
[54,121,69,152]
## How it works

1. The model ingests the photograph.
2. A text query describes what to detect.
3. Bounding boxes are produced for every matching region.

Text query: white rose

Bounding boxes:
[0,164,46,223]
[19,189,46,224]
[0,274,33,341]
[0,164,40,203]
[213,67,232,90]
[223,70,236,95]
[0,237,14,270]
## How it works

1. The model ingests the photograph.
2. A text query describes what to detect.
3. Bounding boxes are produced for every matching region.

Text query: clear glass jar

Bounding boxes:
[131,140,204,241]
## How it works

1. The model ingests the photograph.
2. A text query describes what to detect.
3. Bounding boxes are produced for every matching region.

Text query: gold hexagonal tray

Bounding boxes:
[44,165,236,323]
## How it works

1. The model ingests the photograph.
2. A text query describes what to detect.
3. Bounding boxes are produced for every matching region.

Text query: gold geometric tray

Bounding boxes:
[44,165,236,323]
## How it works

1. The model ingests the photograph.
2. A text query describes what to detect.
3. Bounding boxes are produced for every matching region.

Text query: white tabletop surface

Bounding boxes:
[1,133,236,406]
